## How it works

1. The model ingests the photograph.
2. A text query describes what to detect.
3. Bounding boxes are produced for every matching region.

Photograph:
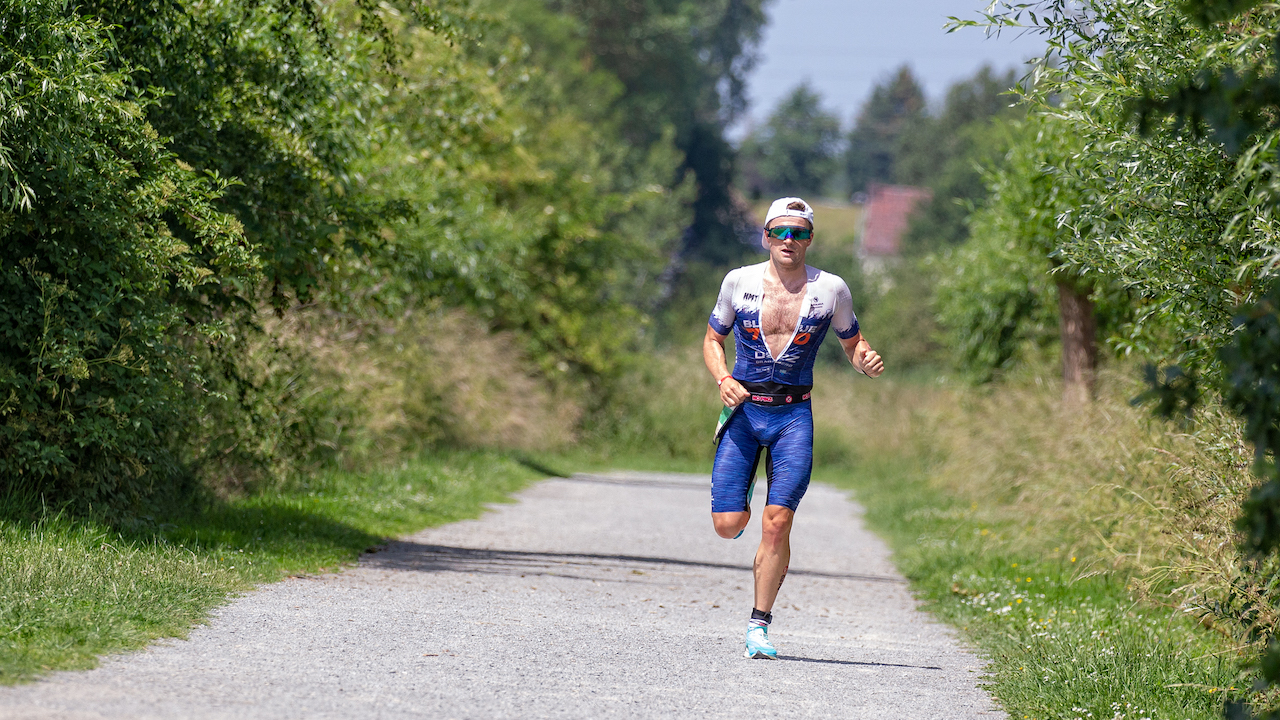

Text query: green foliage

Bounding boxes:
[897,66,1023,253]
[957,2,1262,373]
[1221,284,1280,478]
[180,324,355,488]
[2,0,762,509]
[934,116,1088,379]
[952,2,1280,714]
[844,66,926,195]
[82,0,416,311]
[854,260,944,371]
[934,233,1058,381]
[1180,0,1268,29]
[1134,34,1280,156]
[0,0,257,509]
[501,0,769,259]
[739,83,843,198]
[1133,364,1200,420]
[365,7,694,381]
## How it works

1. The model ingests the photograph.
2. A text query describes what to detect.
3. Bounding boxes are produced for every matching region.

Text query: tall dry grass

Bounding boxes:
[302,308,581,458]
[815,360,1278,658]
[190,306,580,493]
[588,346,724,462]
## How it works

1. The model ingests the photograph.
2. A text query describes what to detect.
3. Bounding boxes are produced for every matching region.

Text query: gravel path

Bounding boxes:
[1,472,1001,719]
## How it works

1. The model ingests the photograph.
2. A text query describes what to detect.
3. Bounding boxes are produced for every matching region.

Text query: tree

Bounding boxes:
[78,0,418,312]
[844,66,926,195]
[0,0,257,508]
[937,115,1124,400]
[897,66,1023,253]
[956,1,1253,375]
[0,0,706,506]
[739,83,843,198]
[503,0,769,261]
[950,2,1280,711]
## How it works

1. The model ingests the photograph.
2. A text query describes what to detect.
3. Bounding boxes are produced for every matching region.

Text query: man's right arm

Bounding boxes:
[704,326,749,407]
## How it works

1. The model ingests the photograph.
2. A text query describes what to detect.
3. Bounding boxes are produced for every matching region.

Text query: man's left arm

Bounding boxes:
[838,333,884,378]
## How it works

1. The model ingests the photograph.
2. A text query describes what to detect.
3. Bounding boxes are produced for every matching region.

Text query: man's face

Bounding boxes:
[764,217,813,270]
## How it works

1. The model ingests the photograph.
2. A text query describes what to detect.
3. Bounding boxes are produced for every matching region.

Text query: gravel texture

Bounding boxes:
[0,471,1001,719]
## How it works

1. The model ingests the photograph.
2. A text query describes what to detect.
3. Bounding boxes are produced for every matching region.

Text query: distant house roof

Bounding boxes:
[859,184,932,257]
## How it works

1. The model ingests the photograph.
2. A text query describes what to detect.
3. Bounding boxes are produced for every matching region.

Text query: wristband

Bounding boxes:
[717,375,732,387]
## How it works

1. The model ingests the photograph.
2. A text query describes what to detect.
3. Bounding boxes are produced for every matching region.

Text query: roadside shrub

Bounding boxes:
[0,1,256,511]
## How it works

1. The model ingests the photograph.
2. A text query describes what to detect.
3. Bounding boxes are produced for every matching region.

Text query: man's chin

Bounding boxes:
[773,252,802,268]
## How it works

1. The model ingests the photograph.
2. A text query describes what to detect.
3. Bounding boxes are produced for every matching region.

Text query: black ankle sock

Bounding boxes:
[750,608,773,625]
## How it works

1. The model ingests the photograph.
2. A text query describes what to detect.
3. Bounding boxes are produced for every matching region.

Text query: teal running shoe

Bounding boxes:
[744,625,777,659]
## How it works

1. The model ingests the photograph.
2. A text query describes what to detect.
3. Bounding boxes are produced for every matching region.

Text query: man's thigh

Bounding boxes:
[711,409,762,513]
[764,406,813,511]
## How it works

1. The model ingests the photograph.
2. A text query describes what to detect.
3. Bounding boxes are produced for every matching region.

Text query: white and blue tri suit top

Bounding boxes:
[707,262,860,513]
[708,262,859,391]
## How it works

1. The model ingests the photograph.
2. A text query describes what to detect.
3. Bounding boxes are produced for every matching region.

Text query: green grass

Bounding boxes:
[815,453,1241,720]
[0,451,540,684]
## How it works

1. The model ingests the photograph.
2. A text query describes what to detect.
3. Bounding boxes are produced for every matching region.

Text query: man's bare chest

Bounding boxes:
[761,278,807,355]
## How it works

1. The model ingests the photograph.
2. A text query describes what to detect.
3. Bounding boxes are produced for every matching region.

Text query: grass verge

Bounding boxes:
[817,453,1238,720]
[806,365,1250,720]
[0,451,540,684]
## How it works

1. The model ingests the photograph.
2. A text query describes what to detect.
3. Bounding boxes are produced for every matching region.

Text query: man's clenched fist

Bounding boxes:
[859,348,884,378]
[720,377,750,407]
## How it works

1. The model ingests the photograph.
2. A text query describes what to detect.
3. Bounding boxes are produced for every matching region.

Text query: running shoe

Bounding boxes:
[744,625,778,659]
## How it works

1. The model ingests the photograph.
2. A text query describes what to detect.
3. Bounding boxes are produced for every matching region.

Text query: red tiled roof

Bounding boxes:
[860,184,932,257]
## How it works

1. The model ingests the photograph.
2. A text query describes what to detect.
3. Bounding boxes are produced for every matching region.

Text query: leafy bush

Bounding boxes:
[0,0,257,509]
[948,2,1280,712]
[1,0,765,511]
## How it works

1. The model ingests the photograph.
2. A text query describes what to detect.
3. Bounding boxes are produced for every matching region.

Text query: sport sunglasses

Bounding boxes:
[766,226,812,241]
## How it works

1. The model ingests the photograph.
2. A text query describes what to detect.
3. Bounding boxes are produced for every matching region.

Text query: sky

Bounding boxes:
[731,0,1048,139]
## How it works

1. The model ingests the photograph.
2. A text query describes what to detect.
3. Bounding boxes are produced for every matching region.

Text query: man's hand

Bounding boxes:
[719,377,750,408]
[705,325,752,406]
[837,333,884,378]
[857,347,884,378]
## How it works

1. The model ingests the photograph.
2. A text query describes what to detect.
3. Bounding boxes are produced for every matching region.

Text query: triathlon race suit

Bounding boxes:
[708,262,859,512]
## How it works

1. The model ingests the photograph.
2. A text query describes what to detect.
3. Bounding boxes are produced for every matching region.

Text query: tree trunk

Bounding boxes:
[1058,281,1097,405]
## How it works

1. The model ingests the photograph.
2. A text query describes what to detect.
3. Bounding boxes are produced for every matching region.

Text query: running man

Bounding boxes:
[703,197,884,660]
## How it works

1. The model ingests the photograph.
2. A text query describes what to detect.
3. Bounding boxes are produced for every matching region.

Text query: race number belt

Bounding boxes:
[740,381,813,406]
[746,391,811,405]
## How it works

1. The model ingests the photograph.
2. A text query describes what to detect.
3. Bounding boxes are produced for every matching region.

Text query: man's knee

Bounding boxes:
[760,507,794,547]
[712,511,749,539]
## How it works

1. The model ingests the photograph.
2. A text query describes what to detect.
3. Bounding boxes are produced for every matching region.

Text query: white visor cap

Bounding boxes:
[762,197,814,248]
